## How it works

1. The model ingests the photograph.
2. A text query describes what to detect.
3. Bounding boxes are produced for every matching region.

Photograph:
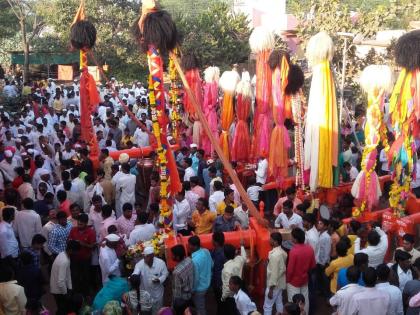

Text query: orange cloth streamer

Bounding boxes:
[221,92,234,131]
[268,125,289,178]
[219,131,230,161]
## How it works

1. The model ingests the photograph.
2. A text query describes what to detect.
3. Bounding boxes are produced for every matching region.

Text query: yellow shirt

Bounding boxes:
[216,201,237,216]
[325,254,354,293]
[121,136,134,147]
[348,234,357,255]
[192,210,216,235]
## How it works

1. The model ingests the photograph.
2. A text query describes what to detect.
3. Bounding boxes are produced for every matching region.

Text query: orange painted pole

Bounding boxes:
[109,144,180,160]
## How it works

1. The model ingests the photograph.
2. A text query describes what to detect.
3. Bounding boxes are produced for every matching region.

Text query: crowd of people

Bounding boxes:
[0,77,419,315]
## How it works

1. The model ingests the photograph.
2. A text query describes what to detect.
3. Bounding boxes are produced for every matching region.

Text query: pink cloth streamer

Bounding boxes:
[202,81,219,155]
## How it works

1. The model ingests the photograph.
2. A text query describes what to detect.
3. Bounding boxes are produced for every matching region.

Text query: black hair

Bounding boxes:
[395,249,412,262]
[414,257,420,269]
[354,253,369,267]
[362,267,377,287]
[212,231,225,246]
[183,181,191,191]
[285,186,296,195]
[403,233,415,244]
[67,239,81,252]
[336,240,349,257]
[376,263,391,282]
[292,293,305,304]
[224,205,234,214]
[188,235,201,248]
[107,225,118,234]
[171,244,186,260]
[214,180,223,191]
[32,234,47,245]
[224,244,236,260]
[2,207,15,222]
[270,232,283,245]
[190,176,199,185]
[123,203,133,212]
[291,228,305,244]
[183,157,192,167]
[101,204,113,218]
[0,263,14,282]
[224,188,234,197]
[78,213,89,223]
[283,200,293,210]
[367,230,380,246]
[56,211,67,220]
[303,213,316,225]
[57,190,67,202]
[229,275,242,287]
[197,197,209,209]
[284,303,300,315]
[349,220,362,234]
[346,266,361,284]
[138,211,149,224]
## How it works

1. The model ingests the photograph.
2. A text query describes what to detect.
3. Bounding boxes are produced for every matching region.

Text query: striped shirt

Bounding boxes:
[172,257,194,300]
[47,222,72,255]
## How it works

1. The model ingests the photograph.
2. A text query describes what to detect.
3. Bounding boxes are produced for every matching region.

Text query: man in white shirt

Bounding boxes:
[13,198,42,248]
[379,147,390,175]
[173,190,192,235]
[0,149,21,182]
[209,180,225,212]
[347,267,390,315]
[132,246,169,314]
[255,154,268,184]
[99,234,121,284]
[393,249,414,291]
[343,162,359,181]
[397,234,420,264]
[112,163,136,218]
[264,232,287,315]
[50,240,80,315]
[274,200,303,229]
[221,244,247,303]
[355,226,388,267]
[133,125,150,147]
[303,213,319,259]
[0,207,19,259]
[128,212,156,245]
[230,276,257,315]
[183,157,196,182]
[330,266,363,315]
[234,201,249,229]
[376,264,404,315]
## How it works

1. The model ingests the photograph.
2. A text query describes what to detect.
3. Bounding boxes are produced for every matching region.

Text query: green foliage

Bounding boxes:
[175,1,251,69]
[33,0,147,82]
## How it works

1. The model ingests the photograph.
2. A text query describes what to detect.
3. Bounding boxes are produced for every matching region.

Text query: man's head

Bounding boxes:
[143,246,155,267]
[188,235,201,253]
[346,266,361,284]
[282,200,293,217]
[302,213,316,230]
[224,188,234,203]
[77,213,89,230]
[343,161,351,172]
[395,249,412,271]
[137,211,148,225]
[190,176,199,187]
[317,218,329,232]
[70,203,81,219]
[270,232,282,248]
[101,204,113,219]
[402,234,415,252]
[196,198,208,213]
[92,195,102,211]
[223,205,235,221]
[171,244,186,263]
[122,203,133,219]
[212,231,225,248]
[376,263,391,283]
[31,234,47,250]
[362,267,377,288]
[56,211,68,226]
[183,157,192,169]
[224,244,236,261]
[213,180,223,192]
[291,228,305,244]
[336,240,348,257]
[367,230,380,246]
[285,186,296,201]
[175,189,185,203]
[104,233,120,249]
[66,239,81,256]
[22,197,34,210]
[354,252,369,270]
[57,190,67,203]
[228,275,242,294]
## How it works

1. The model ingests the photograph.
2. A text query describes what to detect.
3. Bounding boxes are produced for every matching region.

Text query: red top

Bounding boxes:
[286,243,316,287]
[59,200,71,216]
[69,226,96,261]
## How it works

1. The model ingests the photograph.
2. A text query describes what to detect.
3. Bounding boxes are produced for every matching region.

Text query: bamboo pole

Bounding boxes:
[171,53,268,227]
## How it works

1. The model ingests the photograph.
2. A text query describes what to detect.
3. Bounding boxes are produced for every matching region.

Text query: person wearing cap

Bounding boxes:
[112,163,136,218]
[132,246,169,314]
[99,233,122,284]
[0,149,21,182]
[188,143,199,173]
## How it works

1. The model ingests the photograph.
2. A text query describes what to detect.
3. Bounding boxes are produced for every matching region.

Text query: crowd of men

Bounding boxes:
[0,77,420,315]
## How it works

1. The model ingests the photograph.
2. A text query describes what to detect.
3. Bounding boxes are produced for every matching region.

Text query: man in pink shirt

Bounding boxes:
[273,186,302,216]
[286,228,316,315]
[190,176,206,198]
[116,203,137,238]
[99,204,117,241]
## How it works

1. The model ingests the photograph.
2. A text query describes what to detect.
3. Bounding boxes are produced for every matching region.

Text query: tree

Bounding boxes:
[175,1,251,69]
[6,0,44,82]
[35,0,147,82]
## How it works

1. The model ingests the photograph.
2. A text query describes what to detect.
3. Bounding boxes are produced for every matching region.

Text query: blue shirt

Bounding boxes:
[92,276,129,311]
[192,248,213,292]
[211,247,226,288]
[337,267,365,289]
[47,222,72,255]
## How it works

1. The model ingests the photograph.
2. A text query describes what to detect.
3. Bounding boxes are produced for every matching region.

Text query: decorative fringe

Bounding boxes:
[395,30,420,71]
[204,66,220,83]
[219,70,240,93]
[359,65,393,94]
[70,20,97,50]
[306,31,334,67]
[249,26,275,53]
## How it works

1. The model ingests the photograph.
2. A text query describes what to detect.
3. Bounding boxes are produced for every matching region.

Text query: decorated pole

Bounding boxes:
[285,64,306,190]
[304,31,339,192]
[351,65,393,217]
[70,0,100,169]
[387,30,420,216]
[137,0,182,228]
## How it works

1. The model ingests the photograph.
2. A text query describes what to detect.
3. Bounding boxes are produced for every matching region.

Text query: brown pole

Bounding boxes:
[171,53,268,227]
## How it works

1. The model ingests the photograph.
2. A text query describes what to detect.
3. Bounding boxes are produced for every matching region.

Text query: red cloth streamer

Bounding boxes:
[183,69,203,119]
[231,92,251,161]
